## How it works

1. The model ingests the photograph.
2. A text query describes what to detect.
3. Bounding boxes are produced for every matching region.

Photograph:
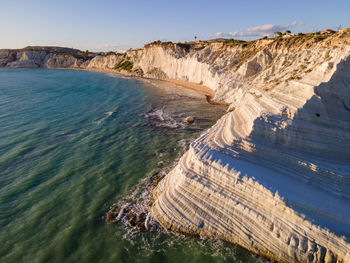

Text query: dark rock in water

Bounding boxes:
[105,203,121,223]
[105,202,149,230]
[104,172,166,231]
[126,212,147,229]
[183,116,194,124]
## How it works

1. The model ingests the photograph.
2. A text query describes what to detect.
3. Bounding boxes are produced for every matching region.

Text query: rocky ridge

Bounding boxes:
[0,46,94,68]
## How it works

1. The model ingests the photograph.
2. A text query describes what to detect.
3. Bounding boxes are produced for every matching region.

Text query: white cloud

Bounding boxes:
[94,44,120,51]
[290,21,303,27]
[213,32,226,38]
[207,21,303,39]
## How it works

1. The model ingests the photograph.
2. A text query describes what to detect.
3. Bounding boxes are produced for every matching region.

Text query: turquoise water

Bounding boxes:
[0,69,263,263]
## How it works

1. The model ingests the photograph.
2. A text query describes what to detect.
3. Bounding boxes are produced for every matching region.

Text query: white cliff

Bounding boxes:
[1,30,350,262]
[0,46,92,68]
[143,32,350,262]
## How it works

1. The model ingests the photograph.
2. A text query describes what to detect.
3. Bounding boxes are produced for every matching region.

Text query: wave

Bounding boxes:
[143,106,186,129]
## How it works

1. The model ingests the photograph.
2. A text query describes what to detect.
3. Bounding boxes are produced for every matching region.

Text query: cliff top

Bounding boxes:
[144,28,350,51]
[0,46,82,53]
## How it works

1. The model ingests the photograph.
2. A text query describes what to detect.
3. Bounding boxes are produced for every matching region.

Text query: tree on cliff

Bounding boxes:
[274,31,283,37]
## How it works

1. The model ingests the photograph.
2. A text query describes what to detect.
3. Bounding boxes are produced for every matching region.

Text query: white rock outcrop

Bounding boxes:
[144,32,350,262]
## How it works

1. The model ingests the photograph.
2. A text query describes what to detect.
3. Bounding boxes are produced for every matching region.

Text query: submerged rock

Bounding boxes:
[104,203,121,223]
[104,171,166,231]
[105,203,148,229]
[183,116,194,124]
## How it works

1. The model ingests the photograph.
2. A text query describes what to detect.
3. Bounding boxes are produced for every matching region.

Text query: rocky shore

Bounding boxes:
[2,29,350,262]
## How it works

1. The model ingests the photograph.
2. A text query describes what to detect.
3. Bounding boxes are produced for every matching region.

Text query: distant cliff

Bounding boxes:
[2,30,350,262]
[0,46,94,68]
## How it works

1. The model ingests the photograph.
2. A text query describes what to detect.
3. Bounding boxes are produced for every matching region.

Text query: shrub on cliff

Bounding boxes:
[114,60,133,72]
[274,31,283,37]
[133,68,144,76]
[147,67,167,79]
[150,40,162,45]
[225,38,244,45]
[104,51,116,56]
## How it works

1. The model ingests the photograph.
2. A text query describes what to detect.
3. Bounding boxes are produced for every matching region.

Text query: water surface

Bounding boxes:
[0,68,263,263]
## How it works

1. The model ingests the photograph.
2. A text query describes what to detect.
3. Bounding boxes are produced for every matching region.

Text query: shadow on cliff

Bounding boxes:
[208,55,350,240]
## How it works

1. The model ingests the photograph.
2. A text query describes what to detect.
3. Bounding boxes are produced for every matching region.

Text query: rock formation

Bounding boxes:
[0,46,93,68]
[1,29,350,262]
[183,116,195,124]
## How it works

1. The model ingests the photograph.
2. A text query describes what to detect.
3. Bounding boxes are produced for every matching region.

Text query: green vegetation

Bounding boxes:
[274,31,283,40]
[274,31,283,37]
[177,43,192,52]
[133,68,144,76]
[104,51,116,56]
[150,40,162,45]
[147,67,167,79]
[75,51,93,60]
[144,40,173,48]
[224,38,245,45]
[114,59,133,72]
[274,30,292,40]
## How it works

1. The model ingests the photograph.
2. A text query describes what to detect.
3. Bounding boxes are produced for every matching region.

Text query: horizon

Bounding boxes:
[0,0,349,52]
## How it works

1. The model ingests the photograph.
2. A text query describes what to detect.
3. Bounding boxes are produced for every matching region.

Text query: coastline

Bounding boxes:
[2,32,350,261]
[0,68,247,263]
[84,68,229,107]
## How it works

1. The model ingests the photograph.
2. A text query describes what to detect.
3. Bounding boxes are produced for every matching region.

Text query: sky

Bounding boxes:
[0,0,349,51]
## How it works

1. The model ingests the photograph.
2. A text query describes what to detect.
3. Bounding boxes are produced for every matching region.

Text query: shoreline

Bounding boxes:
[85,68,230,107]
[1,66,229,106]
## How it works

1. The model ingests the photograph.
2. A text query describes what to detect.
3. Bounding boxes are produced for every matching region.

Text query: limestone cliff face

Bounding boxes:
[85,53,124,70]
[2,30,350,262]
[139,32,350,262]
[0,46,92,68]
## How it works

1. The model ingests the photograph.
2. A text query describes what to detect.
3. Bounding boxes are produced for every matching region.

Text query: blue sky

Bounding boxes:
[0,0,349,51]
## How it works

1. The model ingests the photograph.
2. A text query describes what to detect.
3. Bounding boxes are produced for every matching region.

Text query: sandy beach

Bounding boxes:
[86,68,229,106]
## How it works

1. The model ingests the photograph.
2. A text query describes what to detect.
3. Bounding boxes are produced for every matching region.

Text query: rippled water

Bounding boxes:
[0,69,264,263]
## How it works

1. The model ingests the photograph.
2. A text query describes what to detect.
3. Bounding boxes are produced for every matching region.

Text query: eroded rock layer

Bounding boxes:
[2,30,350,262]
[147,31,350,262]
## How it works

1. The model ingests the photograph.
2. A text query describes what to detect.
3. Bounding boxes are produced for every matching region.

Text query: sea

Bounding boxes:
[0,68,264,263]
